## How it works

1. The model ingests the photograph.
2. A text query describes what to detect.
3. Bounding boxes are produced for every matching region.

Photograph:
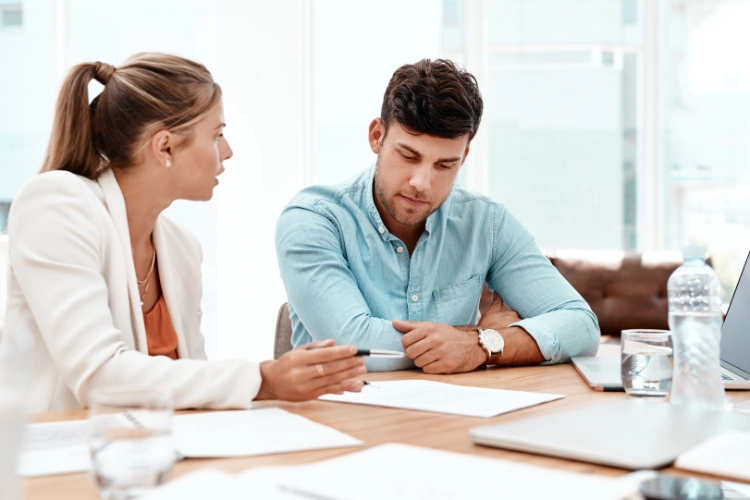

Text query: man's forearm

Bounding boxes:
[488,326,544,366]
[455,324,544,366]
[454,291,545,366]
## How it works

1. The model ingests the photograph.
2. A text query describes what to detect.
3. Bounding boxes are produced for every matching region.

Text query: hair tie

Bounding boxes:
[93,62,116,85]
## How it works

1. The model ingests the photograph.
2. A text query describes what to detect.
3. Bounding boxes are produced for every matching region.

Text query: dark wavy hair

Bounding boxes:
[380,59,483,141]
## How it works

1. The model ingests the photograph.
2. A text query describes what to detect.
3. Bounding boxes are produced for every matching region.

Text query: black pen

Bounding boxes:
[307,346,405,358]
[355,349,405,358]
[593,386,625,392]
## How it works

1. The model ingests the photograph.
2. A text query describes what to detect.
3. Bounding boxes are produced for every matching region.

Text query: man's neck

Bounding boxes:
[373,187,425,255]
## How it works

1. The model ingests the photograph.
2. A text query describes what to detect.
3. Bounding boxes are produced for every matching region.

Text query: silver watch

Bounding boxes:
[478,328,504,361]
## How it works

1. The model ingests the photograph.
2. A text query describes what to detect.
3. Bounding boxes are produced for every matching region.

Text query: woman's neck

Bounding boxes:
[112,165,172,250]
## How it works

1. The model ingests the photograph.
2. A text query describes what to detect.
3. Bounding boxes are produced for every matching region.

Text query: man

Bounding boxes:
[276,59,599,373]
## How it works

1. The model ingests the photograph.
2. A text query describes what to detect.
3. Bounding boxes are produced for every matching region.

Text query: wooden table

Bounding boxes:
[23,360,750,500]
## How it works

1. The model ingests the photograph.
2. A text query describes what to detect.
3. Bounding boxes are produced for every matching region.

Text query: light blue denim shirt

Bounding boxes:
[276,166,600,371]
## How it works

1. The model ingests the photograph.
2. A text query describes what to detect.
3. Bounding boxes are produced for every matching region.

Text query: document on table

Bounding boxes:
[674,430,750,482]
[142,444,639,500]
[18,408,361,477]
[17,419,89,477]
[319,380,563,417]
[172,408,361,457]
[281,443,637,500]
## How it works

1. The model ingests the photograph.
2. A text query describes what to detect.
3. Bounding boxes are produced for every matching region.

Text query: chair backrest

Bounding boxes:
[274,302,293,359]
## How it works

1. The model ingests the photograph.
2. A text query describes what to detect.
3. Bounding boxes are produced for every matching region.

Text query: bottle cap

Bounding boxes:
[682,244,706,260]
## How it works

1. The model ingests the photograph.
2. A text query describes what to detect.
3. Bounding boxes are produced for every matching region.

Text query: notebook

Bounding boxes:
[469,399,750,470]
[573,250,750,390]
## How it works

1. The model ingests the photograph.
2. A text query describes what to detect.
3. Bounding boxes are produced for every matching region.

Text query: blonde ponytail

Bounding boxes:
[40,62,102,178]
[40,53,220,180]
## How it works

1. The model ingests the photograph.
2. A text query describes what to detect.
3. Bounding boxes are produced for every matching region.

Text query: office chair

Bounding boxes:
[274,302,293,359]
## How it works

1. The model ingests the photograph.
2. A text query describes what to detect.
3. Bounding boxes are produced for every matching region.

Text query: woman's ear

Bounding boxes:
[150,130,173,168]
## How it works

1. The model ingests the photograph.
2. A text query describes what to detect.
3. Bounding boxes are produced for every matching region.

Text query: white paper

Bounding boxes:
[17,420,89,477]
[279,443,638,500]
[173,408,362,457]
[319,380,563,417]
[18,408,361,477]
[675,430,750,482]
[141,468,305,500]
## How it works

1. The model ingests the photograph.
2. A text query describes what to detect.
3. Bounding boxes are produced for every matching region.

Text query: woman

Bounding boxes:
[2,53,365,413]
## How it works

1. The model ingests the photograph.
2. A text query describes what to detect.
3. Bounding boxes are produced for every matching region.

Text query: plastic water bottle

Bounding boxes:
[667,245,725,410]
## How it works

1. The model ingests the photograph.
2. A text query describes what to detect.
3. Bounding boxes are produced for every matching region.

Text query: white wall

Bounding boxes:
[312,0,443,185]
[215,0,308,361]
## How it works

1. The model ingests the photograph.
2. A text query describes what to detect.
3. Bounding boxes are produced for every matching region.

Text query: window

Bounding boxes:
[0,2,22,28]
[661,1,750,300]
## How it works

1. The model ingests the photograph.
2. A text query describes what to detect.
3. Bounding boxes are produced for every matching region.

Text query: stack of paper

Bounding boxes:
[18,408,361,477]
[319,379,563,417]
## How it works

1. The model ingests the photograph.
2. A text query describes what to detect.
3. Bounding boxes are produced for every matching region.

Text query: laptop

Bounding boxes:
[469,398,750,469]
[573,250,750,390]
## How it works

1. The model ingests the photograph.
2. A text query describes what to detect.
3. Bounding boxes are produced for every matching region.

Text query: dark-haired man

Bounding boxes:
[276,59,599,373]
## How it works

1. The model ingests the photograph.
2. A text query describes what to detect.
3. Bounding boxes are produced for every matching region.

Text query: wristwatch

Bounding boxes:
[478,328,504,363]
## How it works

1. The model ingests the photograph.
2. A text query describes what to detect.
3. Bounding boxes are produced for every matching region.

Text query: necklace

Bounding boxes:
[138,239,156,306]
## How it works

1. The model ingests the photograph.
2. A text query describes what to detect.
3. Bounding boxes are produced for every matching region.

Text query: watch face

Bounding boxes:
[481,329,504,353]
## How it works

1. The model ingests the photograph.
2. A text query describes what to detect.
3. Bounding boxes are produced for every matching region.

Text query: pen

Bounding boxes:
[306,346,405,358]
[592,386,625,392]
[355,349,405,358]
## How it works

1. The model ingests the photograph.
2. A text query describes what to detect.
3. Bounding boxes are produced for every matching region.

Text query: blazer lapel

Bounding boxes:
[96,169,149,353]
[152,221,189,359]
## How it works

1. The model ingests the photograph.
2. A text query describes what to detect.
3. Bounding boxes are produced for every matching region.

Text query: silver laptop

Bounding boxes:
[573,250,750,390]
[469,399,750,469]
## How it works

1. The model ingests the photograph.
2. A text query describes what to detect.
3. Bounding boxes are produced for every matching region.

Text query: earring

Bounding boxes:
[165,159,172,168]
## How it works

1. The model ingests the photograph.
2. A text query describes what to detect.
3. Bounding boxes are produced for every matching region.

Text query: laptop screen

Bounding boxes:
[720,251,750,377]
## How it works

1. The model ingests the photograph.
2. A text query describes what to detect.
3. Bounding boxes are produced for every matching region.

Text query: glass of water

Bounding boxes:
[621,329,673,398]
[89,387,174,499]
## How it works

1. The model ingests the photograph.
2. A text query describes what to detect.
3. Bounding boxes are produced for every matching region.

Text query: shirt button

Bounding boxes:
[378,226,385,234]
[411,295,419,302]
[396,247,404,253]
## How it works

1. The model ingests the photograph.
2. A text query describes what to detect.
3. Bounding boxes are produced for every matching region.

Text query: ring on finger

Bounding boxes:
[315,363,325,377]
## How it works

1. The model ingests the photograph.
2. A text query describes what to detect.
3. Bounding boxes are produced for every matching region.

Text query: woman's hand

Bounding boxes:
[255,339,366,401]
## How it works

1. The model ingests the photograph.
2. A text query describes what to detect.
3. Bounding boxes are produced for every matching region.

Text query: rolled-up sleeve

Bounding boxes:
[486,206,600,364]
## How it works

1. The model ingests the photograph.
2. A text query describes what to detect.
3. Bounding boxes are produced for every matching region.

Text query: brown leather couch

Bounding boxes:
[545,250,687,336]
[480,250,691,337]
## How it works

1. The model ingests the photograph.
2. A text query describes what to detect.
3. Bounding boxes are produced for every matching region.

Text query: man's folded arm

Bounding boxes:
[486,209,600,365]
[276,205,413,371]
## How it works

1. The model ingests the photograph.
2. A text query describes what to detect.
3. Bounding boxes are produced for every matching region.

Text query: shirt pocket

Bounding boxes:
[432,274,483,326]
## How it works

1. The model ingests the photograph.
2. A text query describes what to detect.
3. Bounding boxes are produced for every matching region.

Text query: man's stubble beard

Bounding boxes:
[374,155,437,227]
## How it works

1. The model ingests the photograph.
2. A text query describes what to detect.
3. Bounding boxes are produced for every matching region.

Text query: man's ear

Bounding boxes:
[368,118,385,154]
[460,142,471,166]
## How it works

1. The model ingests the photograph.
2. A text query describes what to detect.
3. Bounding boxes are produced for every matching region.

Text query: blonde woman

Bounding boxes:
[2,53,365,413]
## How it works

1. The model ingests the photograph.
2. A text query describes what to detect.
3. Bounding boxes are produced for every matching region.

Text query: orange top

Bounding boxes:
[143,295,179,360]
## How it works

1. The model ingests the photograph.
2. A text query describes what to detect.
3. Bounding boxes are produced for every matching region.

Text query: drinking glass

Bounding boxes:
[89,387,174,500]
[621,329,673,398]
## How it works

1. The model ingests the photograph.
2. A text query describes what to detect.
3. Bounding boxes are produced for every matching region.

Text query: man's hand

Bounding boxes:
[393,320,487,374]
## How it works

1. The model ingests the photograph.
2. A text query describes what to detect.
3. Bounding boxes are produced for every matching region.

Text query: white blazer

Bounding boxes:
[3,169,261,413]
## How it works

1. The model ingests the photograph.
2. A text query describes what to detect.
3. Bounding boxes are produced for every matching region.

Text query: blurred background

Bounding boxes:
[2,0,749,360]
